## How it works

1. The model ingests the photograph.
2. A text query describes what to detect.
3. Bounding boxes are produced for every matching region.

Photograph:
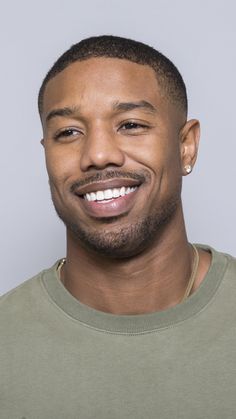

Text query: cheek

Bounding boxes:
[45,147,80,185]
[125,135,180,175]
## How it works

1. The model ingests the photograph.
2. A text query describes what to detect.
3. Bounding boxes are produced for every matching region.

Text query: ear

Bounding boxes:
[179,119,200,176]
[40,138,45,147]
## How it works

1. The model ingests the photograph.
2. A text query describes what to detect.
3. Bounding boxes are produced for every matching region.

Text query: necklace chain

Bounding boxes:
[57,244,199,302]
[181,244,199,302]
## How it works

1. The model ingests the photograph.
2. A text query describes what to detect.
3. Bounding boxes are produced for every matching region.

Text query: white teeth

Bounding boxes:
[84,186,138,201]
[104,189,113,199]
[90,192,96,201]
[96,191,105,201]
[120,186,126,196]
[113,188,120,198]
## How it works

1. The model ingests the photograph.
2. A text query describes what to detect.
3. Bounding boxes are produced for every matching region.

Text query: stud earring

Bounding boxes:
[184,165,192,174]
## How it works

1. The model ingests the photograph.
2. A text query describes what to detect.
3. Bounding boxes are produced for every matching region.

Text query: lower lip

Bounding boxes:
[77,188,140,218]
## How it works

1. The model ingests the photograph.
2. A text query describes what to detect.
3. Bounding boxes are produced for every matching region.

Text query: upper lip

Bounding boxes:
[74,179,142,196]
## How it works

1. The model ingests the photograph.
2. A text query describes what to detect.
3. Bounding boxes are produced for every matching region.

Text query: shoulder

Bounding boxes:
[223,251,236,276]
[0,261,59,319]
[199,245,236,302]
[198,244,236,272]
[213,247,236,273]
[0,272,43,317]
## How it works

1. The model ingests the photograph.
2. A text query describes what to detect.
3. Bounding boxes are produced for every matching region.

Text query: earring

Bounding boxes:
[184,165,192,174]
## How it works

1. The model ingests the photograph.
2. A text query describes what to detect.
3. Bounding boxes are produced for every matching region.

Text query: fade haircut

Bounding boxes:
[38,35,188,116]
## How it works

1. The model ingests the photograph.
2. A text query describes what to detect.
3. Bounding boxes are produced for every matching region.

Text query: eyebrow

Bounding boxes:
[46,106,81,122]
[45,100,157,123]
[112,100,157,114]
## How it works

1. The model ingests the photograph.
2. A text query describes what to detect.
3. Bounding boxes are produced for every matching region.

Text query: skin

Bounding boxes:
[41,57,211,315]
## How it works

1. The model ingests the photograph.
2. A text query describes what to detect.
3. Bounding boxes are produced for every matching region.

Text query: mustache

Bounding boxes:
[70,169,151,193]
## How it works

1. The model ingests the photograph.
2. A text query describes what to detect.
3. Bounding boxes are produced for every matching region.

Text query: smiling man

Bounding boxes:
[1,35,236,418]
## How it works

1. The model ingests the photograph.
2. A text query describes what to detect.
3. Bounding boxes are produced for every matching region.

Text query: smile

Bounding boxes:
[77,185,141,219]
[83,186,138,202]
[73,177,143,219]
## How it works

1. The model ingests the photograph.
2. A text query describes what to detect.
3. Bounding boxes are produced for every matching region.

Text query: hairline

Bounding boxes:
[39,56,187,119]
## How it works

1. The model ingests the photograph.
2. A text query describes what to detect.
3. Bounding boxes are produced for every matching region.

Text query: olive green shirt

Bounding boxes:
[1,245,236,418]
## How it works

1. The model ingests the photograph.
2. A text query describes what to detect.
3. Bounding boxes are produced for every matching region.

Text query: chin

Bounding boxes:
[52,187,182,258]
[66,211,179,259]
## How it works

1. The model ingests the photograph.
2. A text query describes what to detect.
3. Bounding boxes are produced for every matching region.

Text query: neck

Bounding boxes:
[60,207,208,315]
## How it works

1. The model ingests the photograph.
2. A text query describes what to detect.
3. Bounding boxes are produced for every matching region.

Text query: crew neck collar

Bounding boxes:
[41,245,229,335]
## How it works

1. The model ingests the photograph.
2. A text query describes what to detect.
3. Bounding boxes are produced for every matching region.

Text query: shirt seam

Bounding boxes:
[39,255,229,336]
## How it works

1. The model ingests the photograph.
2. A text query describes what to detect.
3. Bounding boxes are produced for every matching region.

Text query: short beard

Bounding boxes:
[52,194,181,259]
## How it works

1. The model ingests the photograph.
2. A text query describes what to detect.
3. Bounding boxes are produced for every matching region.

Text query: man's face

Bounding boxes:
[41,57,187,258]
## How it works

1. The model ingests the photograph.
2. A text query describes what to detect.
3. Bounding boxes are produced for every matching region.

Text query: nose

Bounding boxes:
[79,123,125,172]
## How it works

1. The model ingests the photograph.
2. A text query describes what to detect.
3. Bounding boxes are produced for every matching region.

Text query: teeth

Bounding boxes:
[90,192,96,201]
[104,189,113,199]
[96,191,104,201]
[120,186,126,196]
[113,188,120,198]
[84,186,138,201]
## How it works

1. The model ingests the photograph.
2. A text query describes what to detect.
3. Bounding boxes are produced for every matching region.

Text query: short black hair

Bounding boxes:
[38,35,187,116]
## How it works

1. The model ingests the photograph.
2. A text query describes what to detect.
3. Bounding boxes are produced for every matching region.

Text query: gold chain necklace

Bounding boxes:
[181,244,199,301]
[57,258,66,284]
[56,244,199,301]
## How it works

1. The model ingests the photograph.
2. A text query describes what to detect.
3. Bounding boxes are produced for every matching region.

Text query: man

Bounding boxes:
[1,35,235,418]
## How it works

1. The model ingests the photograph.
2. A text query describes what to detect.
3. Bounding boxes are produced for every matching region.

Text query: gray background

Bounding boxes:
[1,0,235,295]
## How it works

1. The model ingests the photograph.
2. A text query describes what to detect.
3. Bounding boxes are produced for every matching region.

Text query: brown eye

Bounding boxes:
[54,129,82,140]
[120,122,147,130]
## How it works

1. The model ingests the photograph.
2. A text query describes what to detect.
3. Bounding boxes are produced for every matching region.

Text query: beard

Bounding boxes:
[50,184,181,260]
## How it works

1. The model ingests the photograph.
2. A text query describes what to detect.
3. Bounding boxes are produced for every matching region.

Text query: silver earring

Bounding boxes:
[184,165,192,174]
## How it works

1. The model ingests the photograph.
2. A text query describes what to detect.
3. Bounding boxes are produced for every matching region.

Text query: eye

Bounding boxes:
[54,128,82,140]
[119,121,149,133]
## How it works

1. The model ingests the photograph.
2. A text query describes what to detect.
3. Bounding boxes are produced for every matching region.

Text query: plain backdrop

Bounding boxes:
[1,0,235,294]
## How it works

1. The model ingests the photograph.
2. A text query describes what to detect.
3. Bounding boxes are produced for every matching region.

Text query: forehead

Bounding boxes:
[43,58,162,117]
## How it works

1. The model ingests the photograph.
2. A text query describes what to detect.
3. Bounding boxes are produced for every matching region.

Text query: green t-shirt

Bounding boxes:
[1,245,236,419]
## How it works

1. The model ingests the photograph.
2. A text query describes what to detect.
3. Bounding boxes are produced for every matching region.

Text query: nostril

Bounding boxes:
[79,141,125,172]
